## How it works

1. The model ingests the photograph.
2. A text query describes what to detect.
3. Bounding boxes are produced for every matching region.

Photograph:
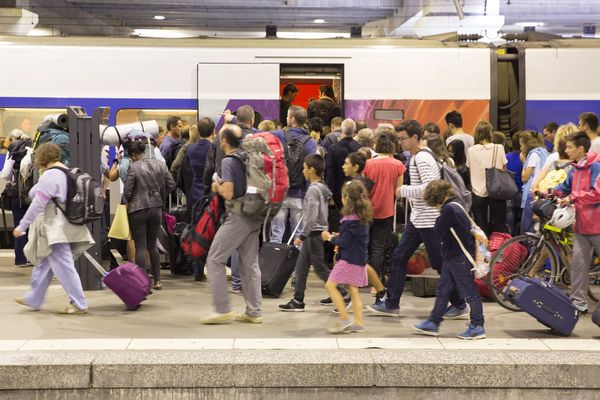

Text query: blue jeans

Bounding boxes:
[429,255,484,326]
[270,196,303,243]
[385,222,466,310]
[11,197,28,265]
[520,193,535,234]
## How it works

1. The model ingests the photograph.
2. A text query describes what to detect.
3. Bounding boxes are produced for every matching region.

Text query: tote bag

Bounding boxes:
[108,204,131,240]
[485,144,518,200]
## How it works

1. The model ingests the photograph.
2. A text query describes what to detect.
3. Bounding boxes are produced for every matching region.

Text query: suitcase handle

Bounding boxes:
[534,299,564,320]
[287,217,304,246]
[83,251,108,277]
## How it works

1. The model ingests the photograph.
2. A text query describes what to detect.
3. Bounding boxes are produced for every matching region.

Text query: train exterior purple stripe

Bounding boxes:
[526,100,600,133]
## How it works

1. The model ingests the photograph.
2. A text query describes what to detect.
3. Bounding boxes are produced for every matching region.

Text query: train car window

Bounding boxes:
[374,109,404,121]
[115,109,197,132]
[0,108,64,152]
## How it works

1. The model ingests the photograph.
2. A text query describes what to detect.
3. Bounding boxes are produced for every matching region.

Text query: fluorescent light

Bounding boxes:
[371,45,394,49]
[515,22,545,27]
[154,15,165,20]
[27,27,56,36]
[313,19,326,24]
[278,31,350,39]
[134,29,191,38]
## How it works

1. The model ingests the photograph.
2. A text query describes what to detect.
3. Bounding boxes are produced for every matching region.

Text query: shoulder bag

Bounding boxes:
[485,144,518,200]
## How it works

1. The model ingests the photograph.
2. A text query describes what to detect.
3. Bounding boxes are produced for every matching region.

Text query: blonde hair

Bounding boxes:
[554,123,577,150]
[188,125,200,143]
[258,120,275,131]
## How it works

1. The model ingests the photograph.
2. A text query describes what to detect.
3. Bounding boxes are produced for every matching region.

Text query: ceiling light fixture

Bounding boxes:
[313,19,326,24]
[515,22,544,27]
[154,15,166,20]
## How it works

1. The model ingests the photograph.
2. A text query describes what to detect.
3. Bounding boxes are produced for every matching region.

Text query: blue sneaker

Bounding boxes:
[443,305,469,320]
[366,302,400,317]
[457,324,486,340]
[412,320,440,336]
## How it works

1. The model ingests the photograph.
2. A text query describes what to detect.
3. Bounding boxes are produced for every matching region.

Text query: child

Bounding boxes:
[279,154,347,311]
[322,180,372,333]
[413,180,486,340]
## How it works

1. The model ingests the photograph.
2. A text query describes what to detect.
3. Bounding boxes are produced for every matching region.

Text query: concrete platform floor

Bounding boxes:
[1,250,599,346]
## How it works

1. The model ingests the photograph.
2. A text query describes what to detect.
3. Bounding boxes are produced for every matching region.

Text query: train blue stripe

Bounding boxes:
[526,100,600,132]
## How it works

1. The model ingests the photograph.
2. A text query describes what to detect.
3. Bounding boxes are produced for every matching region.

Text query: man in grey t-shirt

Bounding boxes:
[578,112,600,154]
[444,110,474,149]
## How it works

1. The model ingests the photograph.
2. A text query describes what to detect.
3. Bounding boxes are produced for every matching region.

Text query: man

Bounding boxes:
[543,122,558,152]
[444,111,474,149]
[423,122,440,136]
[159,116,183,168]
[326,118,360,208]
[270,105,317,243]
[554,131,600,314]
[368,120,468,318]
[280,83,298,125]
[320,117,343,153]
[578,112,600,154]
[202,124,263,324]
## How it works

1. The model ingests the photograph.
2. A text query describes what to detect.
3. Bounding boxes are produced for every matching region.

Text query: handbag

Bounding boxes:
[485,144,518,200]
[108,204,131,240]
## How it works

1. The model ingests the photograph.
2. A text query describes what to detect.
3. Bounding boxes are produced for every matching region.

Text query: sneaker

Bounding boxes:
[573,302,589,314]
[235,313,262,324]
[320,296,350,306]
[327,319,353,334]
[375,289,387,303]
[14,297,37,311]
[15,263,33,268]
[230,287,243,295]
[412,320,440,336]
[278,299,305,312]
[366,302,400,317]
[457,324,486,340]
[443,305,469,320]
[57,304,88,315]
[333,300,353,314]
[348,324,365,333]
[201,312,235,325]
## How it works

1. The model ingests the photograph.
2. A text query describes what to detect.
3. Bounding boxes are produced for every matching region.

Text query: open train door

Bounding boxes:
[197,63,280,126]
[491,47,526,136]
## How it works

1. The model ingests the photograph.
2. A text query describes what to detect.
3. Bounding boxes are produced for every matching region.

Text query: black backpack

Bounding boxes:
[283,131,310,188]
[164,139,183,169]
[49,167,104,225]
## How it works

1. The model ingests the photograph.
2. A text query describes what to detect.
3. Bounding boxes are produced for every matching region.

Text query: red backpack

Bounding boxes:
[180,195,224,261]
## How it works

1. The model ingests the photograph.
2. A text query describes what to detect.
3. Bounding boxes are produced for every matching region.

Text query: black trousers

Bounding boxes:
[129,207,162,281]
[472,195,507,236]
[369,217,394,275]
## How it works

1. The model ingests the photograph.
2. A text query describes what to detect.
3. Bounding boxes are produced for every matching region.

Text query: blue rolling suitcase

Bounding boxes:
[502,276,579,336]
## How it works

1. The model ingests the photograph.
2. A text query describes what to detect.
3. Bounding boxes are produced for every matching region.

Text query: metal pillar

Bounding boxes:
[66,106,109,290]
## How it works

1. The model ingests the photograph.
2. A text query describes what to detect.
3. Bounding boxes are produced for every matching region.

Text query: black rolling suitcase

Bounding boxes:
[260,218,302,297]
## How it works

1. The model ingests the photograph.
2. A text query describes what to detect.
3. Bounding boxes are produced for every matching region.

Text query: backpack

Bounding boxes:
[49,167,104,225]
[418,148,472,212]
[180,195,224,261]
[283,131,310,188]
[164,139,183,169]
[33,128,70,166]
[2,139,33,207]
[538,161,571,193]
[228,132,289,221]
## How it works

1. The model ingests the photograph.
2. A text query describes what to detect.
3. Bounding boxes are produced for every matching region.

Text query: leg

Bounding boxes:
[307,234,347,296]
[428,262,455,325]
[326,279,348,320]
[235,220,262,318]
[385,222,423,309]
[490,198,507,234]
[11,197,28,265]
[230,251,242,290]
[520,194,535,234]
[287,197,304,237]
[369,217,393,276]
[471,195,489,236]
[145,207,162,282]
[129,210,148,270]
[48,243,88,310]
[367,264,385,292]
[269,197,290,243]
[23,257,54,310]
[292,244,311,303]
[347,285,363,326]
[570,234,594,308]
[451,259,485,327]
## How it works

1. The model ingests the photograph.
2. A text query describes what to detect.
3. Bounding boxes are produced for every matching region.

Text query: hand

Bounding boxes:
[211,182,219,193]
[519,152,526,163]
[293,238,303,246]
[559,196,571,206]
[13,228,25,238]
[321,231,332,241]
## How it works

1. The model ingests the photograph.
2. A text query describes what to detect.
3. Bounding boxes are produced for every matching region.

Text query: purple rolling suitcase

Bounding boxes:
[502,276,579,336]
[592,303,600,328]
[84,252,152,310]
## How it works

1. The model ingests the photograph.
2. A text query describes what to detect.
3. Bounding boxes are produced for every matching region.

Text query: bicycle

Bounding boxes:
[485,196,600,312]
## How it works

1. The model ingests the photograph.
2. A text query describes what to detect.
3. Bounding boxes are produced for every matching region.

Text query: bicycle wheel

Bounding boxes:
[486,234,559,312]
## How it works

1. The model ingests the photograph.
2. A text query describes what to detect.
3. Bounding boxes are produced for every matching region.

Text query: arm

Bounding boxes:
[434,206,454,239]
[571,166,600,205]
[395,174,404,192]
[305,137,318,155]
[15,192,49,232]
[106,162,120,182]
[170,144,187,177]
[531,164,550,193]
[398,153,440,199]
[163,163,176,196]
[202,138,218,189]
[325,150,335,192]
[298,188,318,240]
[0,152,14,180]
[522,166,535,183]
[122,167,136,204]
[215,182,234,200]
[553,168,573,197]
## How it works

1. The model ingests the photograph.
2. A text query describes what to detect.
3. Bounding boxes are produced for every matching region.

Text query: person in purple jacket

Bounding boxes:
[13,144,94,314]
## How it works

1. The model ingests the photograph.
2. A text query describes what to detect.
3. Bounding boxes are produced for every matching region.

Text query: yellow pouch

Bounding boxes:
[108,204,131,240]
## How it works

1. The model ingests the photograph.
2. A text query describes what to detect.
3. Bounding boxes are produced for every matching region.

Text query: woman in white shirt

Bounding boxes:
[467,121,508,235]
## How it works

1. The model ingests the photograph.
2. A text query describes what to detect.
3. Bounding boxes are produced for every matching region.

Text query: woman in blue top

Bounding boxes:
[322,180,372,334]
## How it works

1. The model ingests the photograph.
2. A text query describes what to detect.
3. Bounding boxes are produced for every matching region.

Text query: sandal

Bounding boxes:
[58,304,88,315]
[153,281,162,290]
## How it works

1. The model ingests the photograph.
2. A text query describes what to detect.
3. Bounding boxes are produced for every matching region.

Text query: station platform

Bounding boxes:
[0,250,599,399]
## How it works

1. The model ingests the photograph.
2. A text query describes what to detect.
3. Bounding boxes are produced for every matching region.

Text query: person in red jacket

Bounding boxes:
[554,131,600,314]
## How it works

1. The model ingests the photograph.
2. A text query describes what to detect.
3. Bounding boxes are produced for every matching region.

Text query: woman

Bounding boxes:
[531,123,577,193]
[520,131,549,233]
[1,129,32,267]
[424,133,453,166]
[123,138,175,290]
[13,143,94,314]
[467,121,508,235]
[447,139,470,189]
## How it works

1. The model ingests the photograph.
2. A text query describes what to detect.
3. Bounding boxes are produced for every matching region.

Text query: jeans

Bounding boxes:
[520,193,535,234]
[369,217,393,275]
[10,196,28,265]
[429,255,484,326]
[472,194,507,236]
[128,207,162,281]
[385,222,466,310]
[270,196,303,243]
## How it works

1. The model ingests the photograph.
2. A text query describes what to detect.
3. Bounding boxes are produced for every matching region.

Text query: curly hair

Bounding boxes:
[34,143,61,168]
[424,180,455,208]
[341,180,373,224]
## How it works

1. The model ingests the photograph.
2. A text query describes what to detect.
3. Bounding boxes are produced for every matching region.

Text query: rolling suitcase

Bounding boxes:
[260,218,302,297]
[502,276,579,336]
[83,251,152,310]
[592,303,600,328]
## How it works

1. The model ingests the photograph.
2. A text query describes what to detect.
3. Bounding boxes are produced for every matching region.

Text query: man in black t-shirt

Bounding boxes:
[280,83,298,127]
[201,125,263,325]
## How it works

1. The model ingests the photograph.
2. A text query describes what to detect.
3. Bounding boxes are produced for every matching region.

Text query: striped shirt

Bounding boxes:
[399,150,441,228]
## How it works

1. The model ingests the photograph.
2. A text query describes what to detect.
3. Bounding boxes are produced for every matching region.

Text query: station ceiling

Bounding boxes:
[4,0,600,39]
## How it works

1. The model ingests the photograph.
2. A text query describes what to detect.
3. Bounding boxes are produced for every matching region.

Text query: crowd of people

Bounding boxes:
[4,92,600,336]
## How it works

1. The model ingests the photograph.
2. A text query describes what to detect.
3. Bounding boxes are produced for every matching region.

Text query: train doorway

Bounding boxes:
[492,47,526,136]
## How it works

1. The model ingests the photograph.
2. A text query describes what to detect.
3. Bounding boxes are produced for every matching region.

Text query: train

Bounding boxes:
[1,35,600,142]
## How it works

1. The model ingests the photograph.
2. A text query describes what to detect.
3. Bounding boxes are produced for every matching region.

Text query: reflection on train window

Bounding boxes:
[0,108,65,152]
[115,109,197,131]
[374,109,404,121]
